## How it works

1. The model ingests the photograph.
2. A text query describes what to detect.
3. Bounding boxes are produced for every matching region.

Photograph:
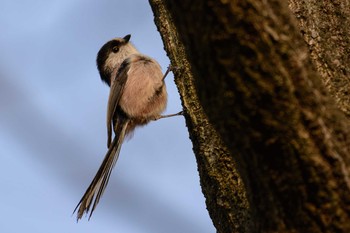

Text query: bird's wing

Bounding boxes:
[106,59,131,148]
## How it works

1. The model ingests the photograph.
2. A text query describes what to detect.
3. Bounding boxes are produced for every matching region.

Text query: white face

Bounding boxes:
[105,42,139,72]
[97,37,139,85]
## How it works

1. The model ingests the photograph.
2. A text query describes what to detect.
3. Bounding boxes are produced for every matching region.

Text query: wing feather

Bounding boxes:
[106,59,130,147]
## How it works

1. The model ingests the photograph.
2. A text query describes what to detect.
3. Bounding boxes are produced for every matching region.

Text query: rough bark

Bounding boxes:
[149,1,252,232]
[289,0,350,116]
[150,0,350,233]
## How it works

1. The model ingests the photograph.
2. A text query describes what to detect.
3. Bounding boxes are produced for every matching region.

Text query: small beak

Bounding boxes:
[123,34,131,42]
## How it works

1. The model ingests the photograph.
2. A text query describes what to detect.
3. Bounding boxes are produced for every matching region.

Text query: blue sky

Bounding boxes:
[0,1,215,232]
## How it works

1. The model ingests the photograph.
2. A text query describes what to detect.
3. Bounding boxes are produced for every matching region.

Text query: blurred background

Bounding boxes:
[0,1,215,232]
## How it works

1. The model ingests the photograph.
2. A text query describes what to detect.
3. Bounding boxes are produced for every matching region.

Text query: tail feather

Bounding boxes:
[74,118,129,221]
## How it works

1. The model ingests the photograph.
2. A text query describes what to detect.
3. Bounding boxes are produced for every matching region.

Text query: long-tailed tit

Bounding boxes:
[74,35,182,220]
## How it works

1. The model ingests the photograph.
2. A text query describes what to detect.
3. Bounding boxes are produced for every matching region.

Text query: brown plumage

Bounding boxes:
[74,35,167,220]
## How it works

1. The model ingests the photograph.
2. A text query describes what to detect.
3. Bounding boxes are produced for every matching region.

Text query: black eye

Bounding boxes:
[112,46,119,53]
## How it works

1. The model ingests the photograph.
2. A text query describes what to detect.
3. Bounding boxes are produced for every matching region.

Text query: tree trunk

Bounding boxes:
[289,0,350,116]
[149,2,252,232]
[149,0,350,232]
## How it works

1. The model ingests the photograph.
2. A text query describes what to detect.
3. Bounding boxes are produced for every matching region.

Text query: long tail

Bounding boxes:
[74,118,129,221]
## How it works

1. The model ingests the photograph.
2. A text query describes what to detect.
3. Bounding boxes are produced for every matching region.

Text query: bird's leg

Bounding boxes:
[162,65,181,81]
[162,66,172,81]
[156,65,183,121]
[153,111,184,121]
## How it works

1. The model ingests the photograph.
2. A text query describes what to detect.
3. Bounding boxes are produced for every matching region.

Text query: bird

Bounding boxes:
[74,34,181,220]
